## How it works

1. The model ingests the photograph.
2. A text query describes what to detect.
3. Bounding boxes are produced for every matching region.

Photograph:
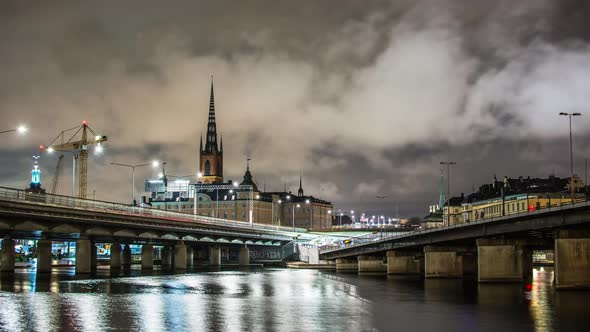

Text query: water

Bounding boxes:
[0,267,589,331]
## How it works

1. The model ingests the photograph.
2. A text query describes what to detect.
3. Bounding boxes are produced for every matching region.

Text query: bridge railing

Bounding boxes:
[0,187,307,235]
[319,196,590,254]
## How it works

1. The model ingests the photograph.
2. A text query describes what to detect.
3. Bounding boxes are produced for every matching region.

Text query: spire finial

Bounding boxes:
[247,158,251,171]
[298,174,304,197]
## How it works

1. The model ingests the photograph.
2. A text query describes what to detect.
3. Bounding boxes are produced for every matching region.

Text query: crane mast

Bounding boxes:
[42,122,107,199]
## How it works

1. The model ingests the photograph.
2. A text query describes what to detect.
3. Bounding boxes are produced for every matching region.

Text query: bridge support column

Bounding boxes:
[387,251,422,275]
[358,255,386,273]
[239,246,250,266]
[174,243,187,270]
[0,238,15,273]
[335,258,358,271]
[122,244,132,268]
[209,247,221,266]
[424,246,476,278]
[555,230,590,289]
[141,243,153,270]
[186,246,194,268]
[91,242,98,273]
[161,246,172,269]
[75,239,92,274]
[37,239,52,273]
[110,243,121,270]
[477,239,537,283]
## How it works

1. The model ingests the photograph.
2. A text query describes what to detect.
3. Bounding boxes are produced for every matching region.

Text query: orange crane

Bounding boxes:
[41,121,107,198]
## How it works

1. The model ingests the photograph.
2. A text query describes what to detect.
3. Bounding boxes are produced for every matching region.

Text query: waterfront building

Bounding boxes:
[143,78,332,230]
[441,174,585,226]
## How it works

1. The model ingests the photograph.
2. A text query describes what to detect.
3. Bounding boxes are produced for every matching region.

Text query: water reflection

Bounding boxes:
[1,267,590,331]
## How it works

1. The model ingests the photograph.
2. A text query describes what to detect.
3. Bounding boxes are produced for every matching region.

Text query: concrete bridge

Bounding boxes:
[0,187,306,274]
[319,200,590,289]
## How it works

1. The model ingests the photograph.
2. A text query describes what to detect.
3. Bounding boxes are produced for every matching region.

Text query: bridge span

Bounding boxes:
[319,200,590,289]
[0,187,309,274]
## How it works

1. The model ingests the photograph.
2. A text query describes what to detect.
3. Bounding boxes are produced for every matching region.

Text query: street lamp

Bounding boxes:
[0,125,28,135]
[559,112,582,204]
[111,160,159,205]
[440,161,457,226]
[305,199,311,229]
[292,203,301,231]
[193,172,203,216]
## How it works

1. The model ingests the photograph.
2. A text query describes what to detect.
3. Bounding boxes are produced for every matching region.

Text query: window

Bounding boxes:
[205,160,211,175]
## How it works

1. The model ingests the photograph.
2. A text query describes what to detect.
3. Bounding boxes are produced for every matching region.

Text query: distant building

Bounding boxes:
[143,78,332,230]
[25,156,45,194]
[441,174,585,226]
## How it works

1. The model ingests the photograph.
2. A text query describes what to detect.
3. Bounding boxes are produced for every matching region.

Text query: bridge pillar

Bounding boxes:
[91,242,98,273]
[186,246,194,268]
[424,246,477,278]
[386,251,422,275]
[110,242,121,270]
[37,239,52,273]
[239,246,250,266]
[477,239,537,283]
[174,243,187,270]
[161,246,173,269]
[0,238,15,273]
[209,247,221,266]
[335,258,358,271]
[122,244,132,268]
[141,243,153,270]
[358,255,386,273]
[75,239,92,274]
[555,230,590,289]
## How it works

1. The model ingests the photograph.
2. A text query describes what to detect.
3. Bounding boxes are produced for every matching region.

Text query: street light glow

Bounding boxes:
[47,147,55,153]
[17,125,27,134]
[152,160,159,167]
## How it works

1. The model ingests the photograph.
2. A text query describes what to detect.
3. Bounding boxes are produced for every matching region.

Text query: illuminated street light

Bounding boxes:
[0,125,28,135]
[111,161,159,205]
[559,112,582,204]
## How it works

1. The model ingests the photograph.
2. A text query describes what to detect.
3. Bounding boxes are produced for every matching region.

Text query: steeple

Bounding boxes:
[240,158,258,192]
[198,76,224,184]
[205,76,218,153]
[199,133,203,151]
[298,175,304,197]
[438,168,445,211]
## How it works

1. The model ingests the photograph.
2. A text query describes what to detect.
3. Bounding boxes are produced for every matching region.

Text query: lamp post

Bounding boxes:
[0,125,27,135]
[440,161,456,226]
[111,160,159,205]
[193,172,203,216]
[292,203,301,231]
[559,112,582,204]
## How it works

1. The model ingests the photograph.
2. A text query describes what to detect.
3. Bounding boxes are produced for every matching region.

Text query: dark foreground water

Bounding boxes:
[0,267,589,331]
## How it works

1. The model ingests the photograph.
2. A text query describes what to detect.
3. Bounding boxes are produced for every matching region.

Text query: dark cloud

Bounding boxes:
[1,0,590,218]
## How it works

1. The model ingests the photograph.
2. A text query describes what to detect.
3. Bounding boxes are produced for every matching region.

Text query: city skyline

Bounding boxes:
[1,0,590,217]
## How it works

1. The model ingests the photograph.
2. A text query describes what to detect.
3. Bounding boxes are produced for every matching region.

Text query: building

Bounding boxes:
[143,78,333,230]
[25,156,45,194]
[441,174,585,226]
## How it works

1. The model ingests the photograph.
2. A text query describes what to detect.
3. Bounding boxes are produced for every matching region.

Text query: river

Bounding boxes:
[0,267,588,331]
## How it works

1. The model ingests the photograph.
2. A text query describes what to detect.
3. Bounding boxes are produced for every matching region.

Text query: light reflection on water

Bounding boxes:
[0,267,589,331]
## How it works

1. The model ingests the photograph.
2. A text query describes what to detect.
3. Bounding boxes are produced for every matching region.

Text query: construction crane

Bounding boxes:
[41,121,107,199]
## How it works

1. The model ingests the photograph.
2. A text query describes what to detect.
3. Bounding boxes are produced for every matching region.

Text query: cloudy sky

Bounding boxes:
[1,0,590,218]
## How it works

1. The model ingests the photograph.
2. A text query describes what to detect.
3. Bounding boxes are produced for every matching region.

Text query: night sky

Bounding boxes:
[1,0,590,218]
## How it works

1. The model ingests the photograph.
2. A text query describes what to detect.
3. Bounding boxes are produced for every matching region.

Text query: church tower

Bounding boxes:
[199,77,224,184]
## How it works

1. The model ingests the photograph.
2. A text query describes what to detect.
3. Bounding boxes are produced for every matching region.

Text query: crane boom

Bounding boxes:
[49,154,64,194]
[42,122,107,199]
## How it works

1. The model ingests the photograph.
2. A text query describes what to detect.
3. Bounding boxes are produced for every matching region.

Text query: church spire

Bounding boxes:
[298,175,304,197]
[205,76,218,153]
[199,132,203,152]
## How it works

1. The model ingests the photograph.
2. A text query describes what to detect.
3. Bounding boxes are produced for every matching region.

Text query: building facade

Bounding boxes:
[441,174,586,226]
